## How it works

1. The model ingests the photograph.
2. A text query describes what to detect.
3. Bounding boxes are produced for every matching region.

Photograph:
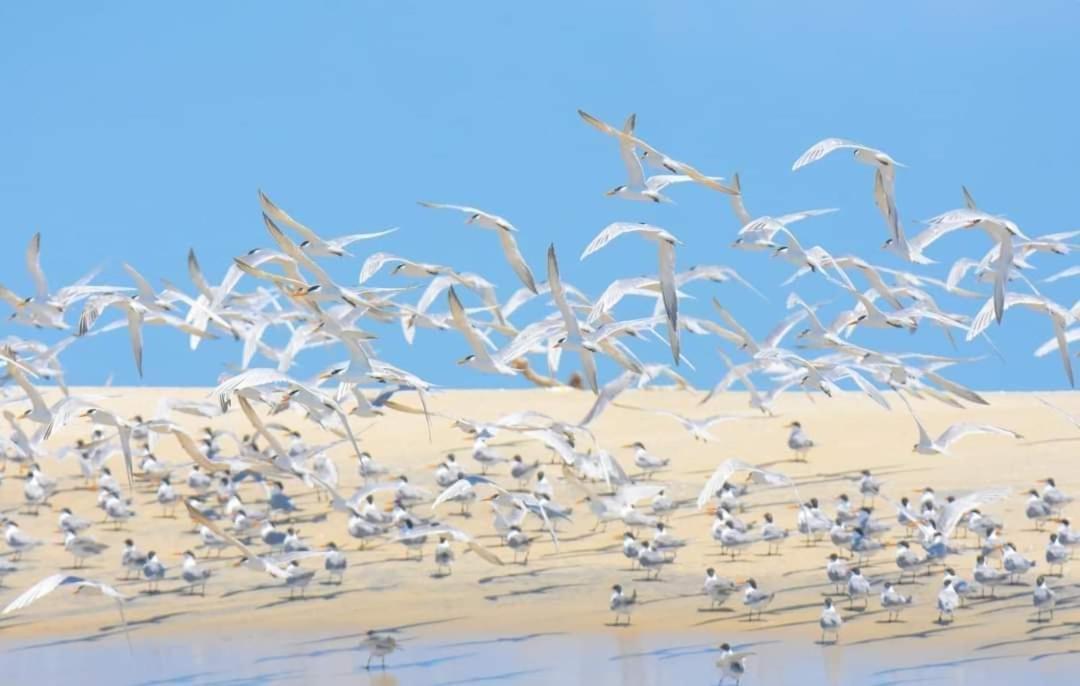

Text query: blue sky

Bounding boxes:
[1,2,1077,390]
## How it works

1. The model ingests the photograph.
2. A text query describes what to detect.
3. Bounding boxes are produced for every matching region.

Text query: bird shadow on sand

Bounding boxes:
[848,622,974,646]
[255,587,366,610]
[374,652,479,671]
[612,641,719,661]
[483,582,585,602]
[255,645,363,664]
[289,617,468,647]
[99,610,190,632]
[431,668,549,686]
[131,670,219,686]
[873,653,1020,676]
[196,669,303,686]
[436,632,567,650]
[477,566,566,585]
[11,625,134,651]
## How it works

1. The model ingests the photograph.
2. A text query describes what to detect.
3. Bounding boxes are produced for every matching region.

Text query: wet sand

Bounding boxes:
[1,388,1079,682]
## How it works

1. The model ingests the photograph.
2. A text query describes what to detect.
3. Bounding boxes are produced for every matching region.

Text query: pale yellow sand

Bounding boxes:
[1,388,1078,651]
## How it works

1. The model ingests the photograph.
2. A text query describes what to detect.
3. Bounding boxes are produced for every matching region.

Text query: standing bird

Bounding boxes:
[628,442,670,478]
[819,598,842,644]
[880,582,913,622]
[434,535,455,576]
[63,529,108,568]
[716,642,749,685]
[1002,543,1036,583]
[4,521,41,561]
[180,551,211,595]
[786,422,814,461]
[1026,490,1054,530]
[609,584,637,625]
[846,568,871,609]
[1046,534,1069,576]
[760,513,789,555]
[506,525,532,564]
[360,630,400,670]
[741,578,774,622]
[1033,576,1056,621]
[284,560,315,598]
[121,539,148,579]
[324,542,347,584]
[937,579,959,624]
[142,551,166,593]
[703,568,736,609]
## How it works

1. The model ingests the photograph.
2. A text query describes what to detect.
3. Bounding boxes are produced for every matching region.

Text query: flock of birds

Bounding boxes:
[0,109,1079,680]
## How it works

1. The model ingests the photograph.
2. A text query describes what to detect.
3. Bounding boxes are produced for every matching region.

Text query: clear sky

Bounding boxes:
[1,2,1077,390]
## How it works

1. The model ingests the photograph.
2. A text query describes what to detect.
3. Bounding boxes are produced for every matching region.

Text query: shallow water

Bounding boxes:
[3,629,1080,686]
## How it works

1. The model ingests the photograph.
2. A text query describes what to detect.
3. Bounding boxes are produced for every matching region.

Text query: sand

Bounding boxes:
[1,387,1079,656]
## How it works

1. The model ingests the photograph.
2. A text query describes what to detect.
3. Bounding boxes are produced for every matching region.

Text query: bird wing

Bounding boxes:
[171,428,229,473]
[547,245,597,392]
[496,229,538,294]
[183,499,265,562]
[937,423,1021,448]
[258,190,323,245]
[3,574,127,615]
[791,138,864,170]
[938,487,1011,539]
[615,483,665,507]
[657,239,680,364]
[580,223,659,260]
[26,233,48,299]
[447,286,495,361]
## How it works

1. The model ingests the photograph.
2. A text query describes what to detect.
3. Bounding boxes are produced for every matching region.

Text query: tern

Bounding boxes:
[581,222,683,365]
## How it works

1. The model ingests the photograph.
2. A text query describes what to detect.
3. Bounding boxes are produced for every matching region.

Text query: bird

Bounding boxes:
[906,406,1022,456]
[2,573,130,639]
[1033,576,1056,621]
[609,584,637,625]
[937,579,960,624]
[880,582,913,622]
[716,643,749,685]
[819,598,842,644]
[180,551,211,595]
[703,568,736,609]
[418,202,539,295]
[786,421,815,461]
[741,578,774,622]
[580,222,683,365]
[360,630,401,670]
